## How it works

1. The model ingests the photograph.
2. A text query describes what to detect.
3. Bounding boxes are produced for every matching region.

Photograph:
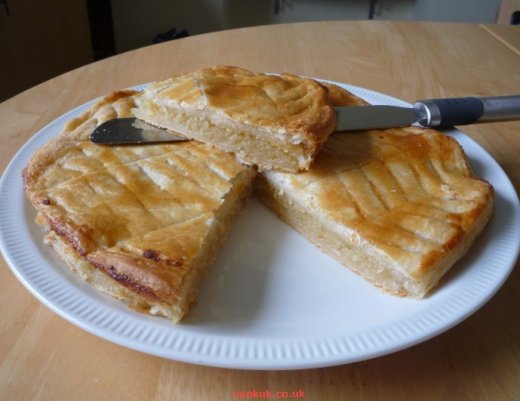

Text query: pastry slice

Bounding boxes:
[256,84,494,298]
[133,66,337,172]
[23,90,256,321]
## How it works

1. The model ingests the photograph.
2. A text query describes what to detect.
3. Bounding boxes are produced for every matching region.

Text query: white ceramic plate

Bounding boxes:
[1,82,519,370]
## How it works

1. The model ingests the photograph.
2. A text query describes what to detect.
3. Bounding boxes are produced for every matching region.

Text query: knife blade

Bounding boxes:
[90,117,187,144]
[90,95,520,145]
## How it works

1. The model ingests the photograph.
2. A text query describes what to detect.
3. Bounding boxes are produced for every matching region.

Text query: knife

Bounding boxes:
[90,117,187,144]
[90,95,520,144]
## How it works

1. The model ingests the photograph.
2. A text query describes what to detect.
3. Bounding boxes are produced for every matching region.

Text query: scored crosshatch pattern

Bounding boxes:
[23,90,250,253]
[39,145,231,242]
[262,83,493,286]
[314,131,488,250]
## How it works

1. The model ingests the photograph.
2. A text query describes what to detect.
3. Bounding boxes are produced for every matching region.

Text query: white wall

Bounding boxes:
[111,0,226,53]
[414,0,502,23]
[111,0,503,53]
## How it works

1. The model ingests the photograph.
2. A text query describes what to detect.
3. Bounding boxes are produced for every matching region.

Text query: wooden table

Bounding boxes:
[1,21,519,400]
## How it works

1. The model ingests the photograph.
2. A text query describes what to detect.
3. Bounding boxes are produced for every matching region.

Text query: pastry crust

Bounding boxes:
[23,90,256,321]
[257,84,494,298]
[133,66,337,172]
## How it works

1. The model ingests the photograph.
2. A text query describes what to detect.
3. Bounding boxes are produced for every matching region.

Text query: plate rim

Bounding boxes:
[1,80,519,370]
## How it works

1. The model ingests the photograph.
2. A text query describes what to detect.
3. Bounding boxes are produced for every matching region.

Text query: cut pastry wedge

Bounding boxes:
[134,66,337,172]
[257,83,494,298]
[23,90,256,322]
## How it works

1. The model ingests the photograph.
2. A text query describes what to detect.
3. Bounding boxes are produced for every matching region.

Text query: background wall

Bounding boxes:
[1,0,507,101]
[111,0,226,53]
[0,0,93,101]
[415,0,503,22]
[111,0,503,53]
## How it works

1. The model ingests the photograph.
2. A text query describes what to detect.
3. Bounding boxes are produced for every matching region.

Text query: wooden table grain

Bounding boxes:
[1,21,519,401]
[483,23,520,55]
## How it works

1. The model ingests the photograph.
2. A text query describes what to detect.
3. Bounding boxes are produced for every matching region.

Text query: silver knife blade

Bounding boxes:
[90,117,187,144]
[335,105,418,131]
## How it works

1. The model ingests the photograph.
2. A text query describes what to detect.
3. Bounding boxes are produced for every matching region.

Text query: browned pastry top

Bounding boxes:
[139,65,337,145]
[23,90,253,305]
[264,83,494,279]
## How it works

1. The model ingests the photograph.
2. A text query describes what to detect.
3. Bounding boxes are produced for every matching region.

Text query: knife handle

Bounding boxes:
[414,95,520,127]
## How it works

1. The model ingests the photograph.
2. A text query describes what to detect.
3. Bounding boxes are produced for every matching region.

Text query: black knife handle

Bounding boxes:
[415,98,483,127]
[415,95,520,128]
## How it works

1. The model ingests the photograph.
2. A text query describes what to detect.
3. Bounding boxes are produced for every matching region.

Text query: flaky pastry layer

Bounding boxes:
[23,90,256,322]
[257,84,494,298]
[134,66,337,172]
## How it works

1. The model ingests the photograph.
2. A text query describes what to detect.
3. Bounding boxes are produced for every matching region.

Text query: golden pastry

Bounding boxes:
[23,90,256,321]
[257,84,494,298]
[134,66,337,172]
